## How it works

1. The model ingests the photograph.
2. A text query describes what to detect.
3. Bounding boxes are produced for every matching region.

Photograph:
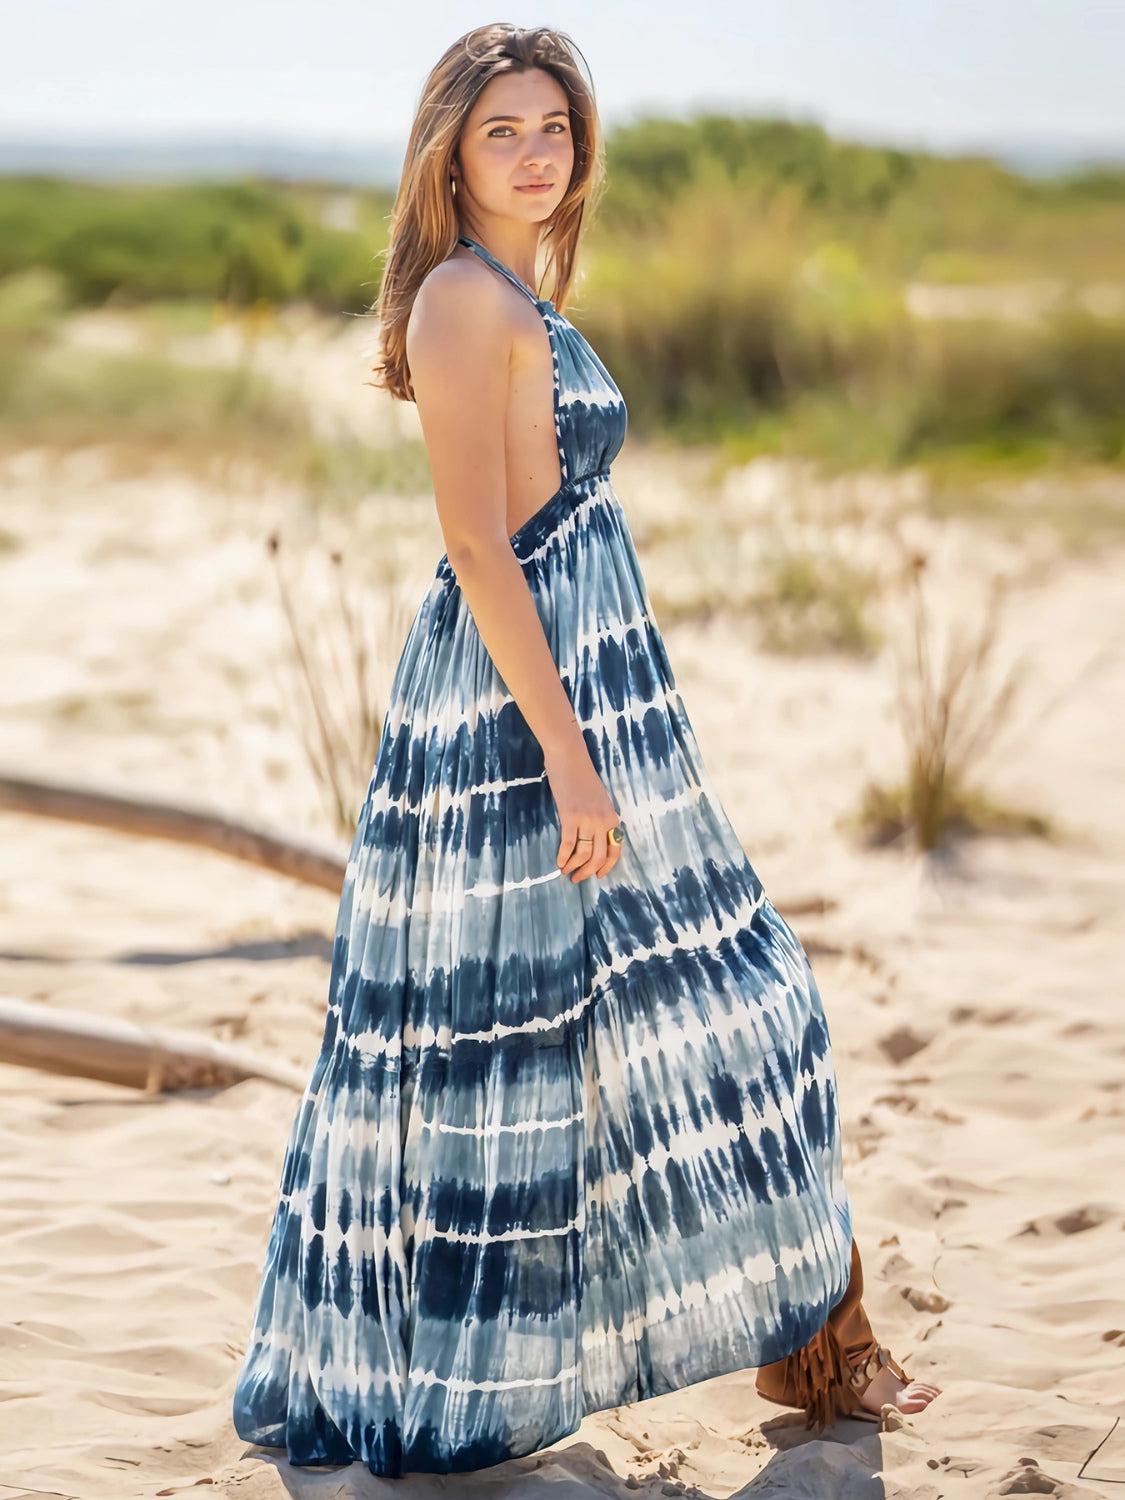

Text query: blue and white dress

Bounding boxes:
[232,233,854,1476]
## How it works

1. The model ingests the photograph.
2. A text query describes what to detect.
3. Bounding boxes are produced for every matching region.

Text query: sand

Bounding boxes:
[1,316,1122,1498]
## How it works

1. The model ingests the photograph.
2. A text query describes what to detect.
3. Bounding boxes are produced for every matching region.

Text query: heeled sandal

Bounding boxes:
[754,1236,912,1431]
[839,1339,912,1424]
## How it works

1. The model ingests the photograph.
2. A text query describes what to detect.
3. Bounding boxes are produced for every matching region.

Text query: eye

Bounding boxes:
[487,122,568,138]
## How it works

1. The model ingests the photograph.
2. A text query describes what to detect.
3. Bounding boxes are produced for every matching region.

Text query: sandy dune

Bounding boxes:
[1,399,1123,1496]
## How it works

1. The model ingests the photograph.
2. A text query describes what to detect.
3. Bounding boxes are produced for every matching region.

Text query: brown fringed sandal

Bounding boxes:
[755,1236,911,1430]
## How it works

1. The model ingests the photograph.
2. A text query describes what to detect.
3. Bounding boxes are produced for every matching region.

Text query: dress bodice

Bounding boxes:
[456,234,628,490]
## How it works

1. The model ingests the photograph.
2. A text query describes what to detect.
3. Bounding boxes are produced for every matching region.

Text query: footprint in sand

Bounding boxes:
[995,1455,1091,1496]
[877,1024,930,1065]
[1017,1204,1112,1238]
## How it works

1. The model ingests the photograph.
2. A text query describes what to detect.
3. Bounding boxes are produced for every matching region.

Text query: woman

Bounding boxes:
[231,23,941,1478]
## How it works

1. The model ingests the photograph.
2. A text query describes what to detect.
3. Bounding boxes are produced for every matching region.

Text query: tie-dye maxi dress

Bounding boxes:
[231,234,855,1476]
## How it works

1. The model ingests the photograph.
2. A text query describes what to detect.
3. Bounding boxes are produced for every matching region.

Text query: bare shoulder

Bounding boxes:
[407,254,516,377]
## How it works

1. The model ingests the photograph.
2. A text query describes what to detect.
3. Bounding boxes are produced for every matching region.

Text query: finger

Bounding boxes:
[593,826,621,877]
[559,841,586,873]
[596,821,624,875]
[569,829,606,883]
[562,833,593,877]
[560,828,596,874]
[557,820,577,868]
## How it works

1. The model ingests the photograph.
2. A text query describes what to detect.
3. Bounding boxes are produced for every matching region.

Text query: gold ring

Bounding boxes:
[609,826,624,844]
[575,836,593,844]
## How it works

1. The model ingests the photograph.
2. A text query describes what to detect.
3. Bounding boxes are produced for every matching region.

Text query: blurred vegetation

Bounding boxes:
[0,116,1123,475]
[0,177,382,311]
[0,326,430,501]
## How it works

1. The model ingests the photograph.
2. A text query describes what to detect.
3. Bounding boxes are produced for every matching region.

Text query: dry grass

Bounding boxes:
[925,470,1125,553]
[753,543,881,656]
[853,551,1039,851]
[266,531,414,839]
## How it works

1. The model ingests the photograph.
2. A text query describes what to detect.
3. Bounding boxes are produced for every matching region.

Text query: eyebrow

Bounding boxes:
[479,110,568,124]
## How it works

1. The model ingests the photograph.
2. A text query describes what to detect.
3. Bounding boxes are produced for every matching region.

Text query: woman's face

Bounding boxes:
[455,67,574,228]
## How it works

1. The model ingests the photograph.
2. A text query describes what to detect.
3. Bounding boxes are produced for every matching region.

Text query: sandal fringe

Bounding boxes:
[755,1235,910,1431]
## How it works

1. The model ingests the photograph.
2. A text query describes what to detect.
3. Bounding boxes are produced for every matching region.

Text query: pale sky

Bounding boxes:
[4,0,1123,157]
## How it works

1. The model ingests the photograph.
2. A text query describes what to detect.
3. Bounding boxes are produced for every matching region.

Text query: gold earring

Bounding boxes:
[450,176,457,196]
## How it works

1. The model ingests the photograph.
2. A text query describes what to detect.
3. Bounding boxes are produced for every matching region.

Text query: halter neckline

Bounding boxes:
[457,234,554,309]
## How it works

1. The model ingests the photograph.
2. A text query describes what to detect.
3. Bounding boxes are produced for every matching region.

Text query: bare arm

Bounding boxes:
[406,265,622,882]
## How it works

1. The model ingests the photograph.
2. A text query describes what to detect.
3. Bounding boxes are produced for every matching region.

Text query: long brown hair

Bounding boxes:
[368,24,606,403]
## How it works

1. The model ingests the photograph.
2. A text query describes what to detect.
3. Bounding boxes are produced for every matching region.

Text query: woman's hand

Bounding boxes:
[545,743,624,883]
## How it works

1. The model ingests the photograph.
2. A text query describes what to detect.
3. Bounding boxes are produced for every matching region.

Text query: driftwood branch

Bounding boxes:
[0,772,839,922]
[0,996,307,1094]
[0,770,346,892]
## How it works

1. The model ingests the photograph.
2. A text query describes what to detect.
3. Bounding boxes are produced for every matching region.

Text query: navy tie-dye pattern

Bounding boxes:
[231,233,854,1476]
